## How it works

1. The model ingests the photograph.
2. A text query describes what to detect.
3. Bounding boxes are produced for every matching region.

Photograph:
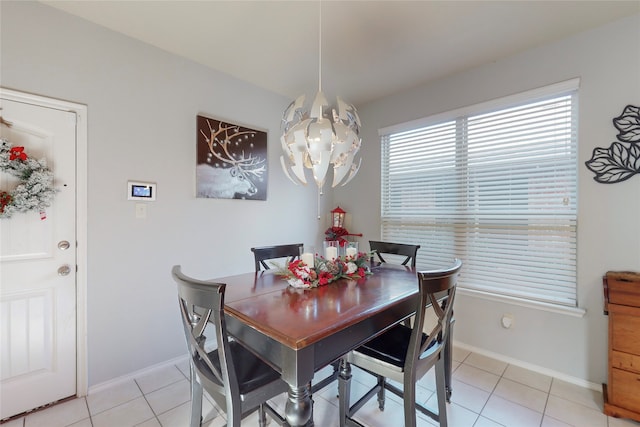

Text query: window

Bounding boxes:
[380,80,578,307]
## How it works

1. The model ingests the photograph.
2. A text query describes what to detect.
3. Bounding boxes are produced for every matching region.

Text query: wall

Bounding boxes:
[337,14,640,384]
[1,1,330,386]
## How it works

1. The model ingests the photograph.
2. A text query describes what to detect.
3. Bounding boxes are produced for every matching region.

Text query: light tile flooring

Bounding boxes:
[4,347,640,427]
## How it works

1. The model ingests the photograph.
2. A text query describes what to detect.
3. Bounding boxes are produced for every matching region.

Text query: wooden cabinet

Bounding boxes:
[603,271,640,422]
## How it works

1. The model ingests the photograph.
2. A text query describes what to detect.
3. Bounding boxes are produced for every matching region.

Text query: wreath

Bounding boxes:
[0,138,57,219]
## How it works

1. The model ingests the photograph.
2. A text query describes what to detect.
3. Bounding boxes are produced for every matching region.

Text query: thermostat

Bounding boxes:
[127,181,156,201]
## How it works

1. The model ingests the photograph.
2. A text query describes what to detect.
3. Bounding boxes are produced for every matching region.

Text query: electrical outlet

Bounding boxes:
[501,314,514,329]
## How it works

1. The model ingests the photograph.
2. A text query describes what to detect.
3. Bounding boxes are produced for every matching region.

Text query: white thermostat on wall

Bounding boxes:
[127,181,156,201]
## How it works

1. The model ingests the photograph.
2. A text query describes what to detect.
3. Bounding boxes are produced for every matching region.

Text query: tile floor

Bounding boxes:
[3,347,640,427]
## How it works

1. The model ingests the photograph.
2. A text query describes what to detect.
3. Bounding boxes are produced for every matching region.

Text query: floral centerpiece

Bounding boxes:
[274,251,372,288]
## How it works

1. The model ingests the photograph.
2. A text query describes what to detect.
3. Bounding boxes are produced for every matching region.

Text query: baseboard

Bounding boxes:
[87,353,189,395]
[453,340,602,392]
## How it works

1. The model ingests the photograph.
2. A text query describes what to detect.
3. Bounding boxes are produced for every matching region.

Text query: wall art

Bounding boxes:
[585,105,640,184]
[196,115,267,200]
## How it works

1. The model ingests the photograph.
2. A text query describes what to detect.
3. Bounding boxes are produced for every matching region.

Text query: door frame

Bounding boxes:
[1,87,88,398]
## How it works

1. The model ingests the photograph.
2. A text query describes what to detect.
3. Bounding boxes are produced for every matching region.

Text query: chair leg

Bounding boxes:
[444,317,455,402]
[403,375,417,427]
[224,392,243,427]
[435,355,449,427]
[189,363,203,427]
[376,376,386,411]
[258,403,267,427]
[338,358,352,427]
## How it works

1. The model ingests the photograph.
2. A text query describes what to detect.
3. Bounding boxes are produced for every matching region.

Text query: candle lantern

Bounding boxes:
[331,206,346,228]
[325,206,362,247]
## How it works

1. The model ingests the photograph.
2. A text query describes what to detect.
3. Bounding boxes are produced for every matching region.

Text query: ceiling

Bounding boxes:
[41,1,639,106]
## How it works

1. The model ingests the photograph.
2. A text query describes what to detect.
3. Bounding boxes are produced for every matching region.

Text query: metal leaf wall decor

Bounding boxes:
[585,105,640,183]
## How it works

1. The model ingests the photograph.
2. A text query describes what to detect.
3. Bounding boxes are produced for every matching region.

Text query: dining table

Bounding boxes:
[216,263,454,426]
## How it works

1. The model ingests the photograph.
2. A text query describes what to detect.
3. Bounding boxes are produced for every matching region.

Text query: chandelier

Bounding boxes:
[280,3,362,192]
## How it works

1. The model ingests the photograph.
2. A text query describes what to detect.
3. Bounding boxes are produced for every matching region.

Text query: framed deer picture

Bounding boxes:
[196,115,267,200]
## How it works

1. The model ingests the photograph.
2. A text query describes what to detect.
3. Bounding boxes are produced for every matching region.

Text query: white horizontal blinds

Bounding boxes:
[381,120,463,272]
[381,88,578,307]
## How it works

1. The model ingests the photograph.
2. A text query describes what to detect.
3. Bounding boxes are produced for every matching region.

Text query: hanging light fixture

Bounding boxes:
[280,2,362,192]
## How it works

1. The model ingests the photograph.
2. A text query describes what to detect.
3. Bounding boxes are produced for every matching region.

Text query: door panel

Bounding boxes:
[0,97,77,419]
[1,290,53,380]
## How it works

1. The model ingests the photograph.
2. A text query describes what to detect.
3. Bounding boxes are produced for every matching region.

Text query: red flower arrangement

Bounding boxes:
[276,251,372,288]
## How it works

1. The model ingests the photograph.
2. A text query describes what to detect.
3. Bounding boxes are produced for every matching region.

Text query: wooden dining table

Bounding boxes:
[216,263,454,426]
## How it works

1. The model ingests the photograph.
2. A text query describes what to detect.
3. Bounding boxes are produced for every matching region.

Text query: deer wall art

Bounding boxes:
[196,115,267,200]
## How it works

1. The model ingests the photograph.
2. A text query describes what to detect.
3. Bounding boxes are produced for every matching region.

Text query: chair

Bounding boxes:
[171,266,287,427]
[369,240,421,269]
[251,243,303,271]
[338,259,462,427]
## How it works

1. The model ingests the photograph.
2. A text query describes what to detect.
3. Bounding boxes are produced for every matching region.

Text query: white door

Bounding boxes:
[0,95,78,419]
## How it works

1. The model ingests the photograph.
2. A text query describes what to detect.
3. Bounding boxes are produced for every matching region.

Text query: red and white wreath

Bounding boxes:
[0,138,57,219]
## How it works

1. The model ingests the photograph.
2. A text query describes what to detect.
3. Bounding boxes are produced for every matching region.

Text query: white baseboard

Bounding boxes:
[453,340,602,392]
[88,353,189,395]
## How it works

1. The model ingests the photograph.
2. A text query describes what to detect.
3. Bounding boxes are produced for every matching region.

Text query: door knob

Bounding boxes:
[58,265,71,276]
[58,240,71,250]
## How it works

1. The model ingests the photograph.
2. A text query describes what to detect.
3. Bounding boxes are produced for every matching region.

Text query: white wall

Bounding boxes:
[1,1,332,386]
[337,14,640,384]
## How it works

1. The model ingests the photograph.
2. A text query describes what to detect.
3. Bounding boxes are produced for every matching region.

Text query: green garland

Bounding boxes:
[0,138,57,218]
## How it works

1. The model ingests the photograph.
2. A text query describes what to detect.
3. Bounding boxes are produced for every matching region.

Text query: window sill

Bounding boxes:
[457,288,586,318]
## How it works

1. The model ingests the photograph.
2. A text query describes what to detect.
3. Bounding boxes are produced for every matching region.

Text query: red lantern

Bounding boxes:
[331,206,346,228]
[326,206,361,246]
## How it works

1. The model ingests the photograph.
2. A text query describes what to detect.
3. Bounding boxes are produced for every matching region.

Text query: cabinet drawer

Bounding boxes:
[606,273,640,308]
[611,350,640,374]
[610,306,640,355]
[610,368,640,410]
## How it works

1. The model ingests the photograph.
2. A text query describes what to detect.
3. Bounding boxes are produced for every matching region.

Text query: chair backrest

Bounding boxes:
[251,243,303,271]
[171,265,240,411]
[369,240,421,268]
[408,259,462,377]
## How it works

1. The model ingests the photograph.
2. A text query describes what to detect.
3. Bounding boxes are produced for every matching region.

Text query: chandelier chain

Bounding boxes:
[318,1,322,93]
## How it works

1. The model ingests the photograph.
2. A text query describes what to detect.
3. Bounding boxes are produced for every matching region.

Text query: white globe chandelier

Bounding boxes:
[280,3,362,193]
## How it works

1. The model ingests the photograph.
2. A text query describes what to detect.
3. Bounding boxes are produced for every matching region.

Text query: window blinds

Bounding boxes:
[380,83,578,306]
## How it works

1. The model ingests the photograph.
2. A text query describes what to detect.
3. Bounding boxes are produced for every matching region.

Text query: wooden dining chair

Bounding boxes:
[369,240,421,268]
[171,266,287,427]
[338,259,462,427]
[251,243,303,271]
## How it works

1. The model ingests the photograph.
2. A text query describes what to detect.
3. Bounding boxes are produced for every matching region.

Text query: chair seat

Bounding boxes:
[196,341,282,395]
[355,324,430,368]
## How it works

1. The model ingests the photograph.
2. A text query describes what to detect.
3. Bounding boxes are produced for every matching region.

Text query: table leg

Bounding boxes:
[338,358,351,427]
[285,383,312,427]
